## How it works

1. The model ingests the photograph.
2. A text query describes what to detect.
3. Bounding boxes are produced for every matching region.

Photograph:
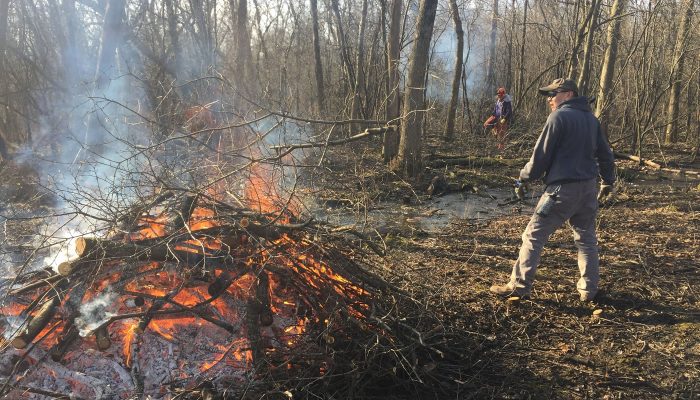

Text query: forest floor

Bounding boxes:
[0,129,698,399]
[305,131,700,399]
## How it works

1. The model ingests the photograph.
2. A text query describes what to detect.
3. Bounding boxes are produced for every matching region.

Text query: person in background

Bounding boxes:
[483,87,513,152]
[489,78,615,302]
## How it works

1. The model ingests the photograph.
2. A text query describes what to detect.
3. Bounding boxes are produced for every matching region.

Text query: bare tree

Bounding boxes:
[350,0,368,125]
[233,0,255,94]
[664,0,695,144]
[595,0,627,130]
[0,0,10,159]
[567,1,597,80]
[86,0,125,154]
[485,0,498,95]
[576,0,602,95]
[515,0,527,103]
[444,0,464,142]
[393,0,438,178]
[330,0,356,112]
[383,0,402,162]
[310,0,325,114]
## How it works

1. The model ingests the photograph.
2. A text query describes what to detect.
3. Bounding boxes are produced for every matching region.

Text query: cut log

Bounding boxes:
[12,296,59,349]
[72,237,216,269]
[57,260,93,276]
[76,237,173,260]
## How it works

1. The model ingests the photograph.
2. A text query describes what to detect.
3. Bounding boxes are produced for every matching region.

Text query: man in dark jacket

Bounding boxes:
[490,78,615,301]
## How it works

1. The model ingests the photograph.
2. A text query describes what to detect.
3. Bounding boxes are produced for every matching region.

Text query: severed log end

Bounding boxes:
[57,261,73,276]
[12,297,59,349]
[124,296,145,308]
[75,237,100,258]
[57,260,91,276]
[95,326,111,351]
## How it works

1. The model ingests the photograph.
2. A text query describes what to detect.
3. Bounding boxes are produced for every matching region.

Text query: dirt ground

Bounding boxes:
[308,132,700,399]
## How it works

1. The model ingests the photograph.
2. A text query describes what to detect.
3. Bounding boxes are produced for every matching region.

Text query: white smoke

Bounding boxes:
[74,290,118,337]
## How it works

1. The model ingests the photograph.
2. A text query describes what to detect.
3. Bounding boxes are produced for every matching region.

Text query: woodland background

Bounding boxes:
[0,0,698,174]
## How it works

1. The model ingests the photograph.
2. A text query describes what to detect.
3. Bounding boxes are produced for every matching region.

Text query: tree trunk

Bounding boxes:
[0,0,10,160]
[310,0,325,114]
[94,0,125,89]
[664,0,694,144]
[595,0,626,132]
[165,0,181,80]
[567,1,596,80]
[576,0,602,95]
[444,0,463,142]
[0,0,9,76]
[330,0,356,103]
[485,0,498,95]
[393,0,438,178]
[86,0,125,154]
[506,0,515,91]
[189,0,214,69]
[516,0,527,103]
[350,0,369,128]
[232,0,254,94]
[383,0,401,162]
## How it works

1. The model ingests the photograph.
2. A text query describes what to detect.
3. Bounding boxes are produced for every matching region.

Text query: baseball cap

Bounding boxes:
[538,78,578,96]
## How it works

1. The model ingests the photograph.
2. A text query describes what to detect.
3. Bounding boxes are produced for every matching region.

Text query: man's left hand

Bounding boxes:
[598,184,613,201]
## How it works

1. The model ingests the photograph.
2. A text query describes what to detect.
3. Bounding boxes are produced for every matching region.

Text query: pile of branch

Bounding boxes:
[0,193,471,399]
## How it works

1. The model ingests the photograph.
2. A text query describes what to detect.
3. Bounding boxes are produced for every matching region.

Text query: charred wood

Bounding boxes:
[246,279,265,369]
[11,296,59,349]
[256,271,273,327]
[50,326,80,362]
[94,326,111,350]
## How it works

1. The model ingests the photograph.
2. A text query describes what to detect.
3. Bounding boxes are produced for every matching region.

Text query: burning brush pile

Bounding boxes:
[0,188,465,399]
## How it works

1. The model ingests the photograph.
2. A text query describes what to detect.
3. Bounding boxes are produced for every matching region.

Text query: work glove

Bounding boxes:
[514,179,528,200]
[597,184,613,201]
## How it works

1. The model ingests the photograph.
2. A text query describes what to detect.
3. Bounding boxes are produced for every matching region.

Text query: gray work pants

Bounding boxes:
[509,179,600,299]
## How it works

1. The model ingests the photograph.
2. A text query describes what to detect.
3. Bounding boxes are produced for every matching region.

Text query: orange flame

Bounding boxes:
[128,215,168,240]
[122,322,138,367]
[188,207,220,231]
[150,316,196,341]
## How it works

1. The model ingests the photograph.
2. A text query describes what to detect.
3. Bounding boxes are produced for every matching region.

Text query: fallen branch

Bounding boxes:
[614,151,700,180]
[614,151,662,169]
[270,126,395,153]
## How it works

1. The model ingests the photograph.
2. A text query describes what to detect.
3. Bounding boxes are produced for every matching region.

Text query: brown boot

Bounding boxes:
[489,284,530,299]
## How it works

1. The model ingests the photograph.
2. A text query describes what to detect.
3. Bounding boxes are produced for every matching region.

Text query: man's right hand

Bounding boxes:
[514,179,528,200]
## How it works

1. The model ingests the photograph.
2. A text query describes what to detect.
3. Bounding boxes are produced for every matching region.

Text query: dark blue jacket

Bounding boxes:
[519,96,615,186]
[492,94,513,122]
